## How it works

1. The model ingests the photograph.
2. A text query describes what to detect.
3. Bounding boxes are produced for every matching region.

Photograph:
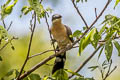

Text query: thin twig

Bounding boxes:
[107,66,117,77]
[40,0,43,3]
[2,20,6,29]
[69,45,102,78]
[101,70,104,79]
[29,45,79,59]
[18,0,111,79]
[30,13,34,32]
[16,12,37,80]
[95,8,97,18]
[69,1,111,78]
[72,0,88,29]
[28,50,55,59]
[103,66,117,80]
[45,13,56,54]
[103,60,116,80]
[0,37,18,52]
[7,21,13,31]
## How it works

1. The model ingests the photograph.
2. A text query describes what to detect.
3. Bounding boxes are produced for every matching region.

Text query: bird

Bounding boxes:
[50,14,74,74]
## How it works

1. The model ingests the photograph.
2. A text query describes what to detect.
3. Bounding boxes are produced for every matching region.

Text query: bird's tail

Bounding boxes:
[52,51,66,74]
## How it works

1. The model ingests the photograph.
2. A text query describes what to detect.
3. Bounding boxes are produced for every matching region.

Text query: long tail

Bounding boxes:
[52,52,66,74]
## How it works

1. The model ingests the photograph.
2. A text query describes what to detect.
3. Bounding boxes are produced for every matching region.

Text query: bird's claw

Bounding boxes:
[51,39,56,45]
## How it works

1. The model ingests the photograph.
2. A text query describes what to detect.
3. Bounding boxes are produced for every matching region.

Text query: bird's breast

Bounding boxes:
[51,25,72,49]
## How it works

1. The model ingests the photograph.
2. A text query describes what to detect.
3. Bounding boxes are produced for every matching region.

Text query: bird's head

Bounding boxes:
[52,14,62,24]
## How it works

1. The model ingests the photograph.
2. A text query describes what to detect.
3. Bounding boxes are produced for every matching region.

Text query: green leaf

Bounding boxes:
[90,28,101,49]
[104,39,113,61]
[65,69,82,77]
[15,69,19,78]
[72,30,82,37]
[98,46,104,60]
[113,40,120,56]
[43,76,49,80]
[0,56,2,61]
[76,0,80,3]
[52,69,68,80]
[28,0,45,17]
[79,28,100,55]
[4,4,14,14]
[79,36,90,55]
[23,77,29,80]
[21,6,28,12]
[4,0,12,6]
[0,25,8,40]
[114,0,120,9]
[1,0,18,19]
[29,73,41,80]
[99,24,106,35]
[88,66,99,71]
[5,69,14,77]
[46,7,53,13]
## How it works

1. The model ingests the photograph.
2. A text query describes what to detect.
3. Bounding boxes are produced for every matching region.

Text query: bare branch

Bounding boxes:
[95,8,97,18]
[103,60,117,80]
[69,45,102,78]
[45,13,56,53]
[89,0,111,29]
[28,49,54,59]
[71,0,88,29]
[100,70,104,80]
[16,12,37,80]
[107,66,117,77]
[7,21,13,31]
[103,66,117,80]
[2,20,6,29]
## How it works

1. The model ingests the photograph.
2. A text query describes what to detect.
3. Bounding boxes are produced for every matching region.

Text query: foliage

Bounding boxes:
[52,69,68,80]
[1,69,41,80]
[20,0,52,23]
[0,25,8,42]
[0,0,18,20]
[76,28,101,55]
[114,0,120,9]
[76,0,87,3]
[0,0,120,80]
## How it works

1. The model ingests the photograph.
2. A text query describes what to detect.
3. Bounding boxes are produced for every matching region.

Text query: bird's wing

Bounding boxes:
[64,25,74,43]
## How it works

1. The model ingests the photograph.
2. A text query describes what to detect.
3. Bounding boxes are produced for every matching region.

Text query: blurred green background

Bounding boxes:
[0,0,120,80]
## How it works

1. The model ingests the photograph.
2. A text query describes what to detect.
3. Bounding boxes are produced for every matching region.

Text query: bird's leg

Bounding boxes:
[51,39,56,45]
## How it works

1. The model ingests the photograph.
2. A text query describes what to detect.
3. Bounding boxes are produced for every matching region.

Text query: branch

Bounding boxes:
[0,37,18,52]
[69,0,111,78]
[71,0,88,29]
[95,8,97,18]
[2,20,6,29]
[29,46,79,59]
[28,49,54,59]
[45,13,56,53]
[104,66,117,79]
[103,60,117,80]
[18,48,68,79]
[16,12,37,80]
[69,45,102,78]
[18,0,111,79]
[7,21,13,31]
[88,0,111,29]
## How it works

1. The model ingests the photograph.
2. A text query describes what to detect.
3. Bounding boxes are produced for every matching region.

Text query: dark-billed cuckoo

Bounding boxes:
[50,14,74,74]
